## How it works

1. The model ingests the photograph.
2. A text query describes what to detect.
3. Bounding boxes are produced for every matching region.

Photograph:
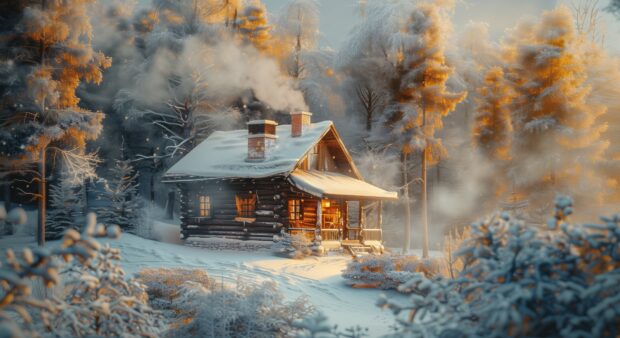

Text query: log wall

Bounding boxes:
[178,176,318,241]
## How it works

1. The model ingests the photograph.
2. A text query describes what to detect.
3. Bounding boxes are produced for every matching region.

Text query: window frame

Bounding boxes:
[236,193,257,218]
[288,199,304,223]
[198,195,211,218]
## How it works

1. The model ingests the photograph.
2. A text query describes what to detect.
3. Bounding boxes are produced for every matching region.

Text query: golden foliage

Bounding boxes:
[473,67,514,161]
[237,0,273,54]
[392,2,467,162]
[21,0,112,109]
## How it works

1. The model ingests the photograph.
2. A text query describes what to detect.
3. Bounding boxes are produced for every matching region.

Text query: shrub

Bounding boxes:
[342,254,445,291]
[168,281,313,338]
[137,268,212,310]
[0,212,161,337]
[378,197,620,337]
[272,230,313,259]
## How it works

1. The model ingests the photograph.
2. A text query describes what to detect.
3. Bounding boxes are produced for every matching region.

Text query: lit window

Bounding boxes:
[235,194,256,218]
[199,195,211,217]
[288,199,303,221]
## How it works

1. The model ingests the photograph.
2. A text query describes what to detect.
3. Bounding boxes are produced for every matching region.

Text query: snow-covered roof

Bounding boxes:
[289,169,398,200]
[164,121,333,179]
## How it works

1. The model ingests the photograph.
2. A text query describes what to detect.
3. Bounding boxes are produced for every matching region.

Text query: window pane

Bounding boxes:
[199,195,210,217]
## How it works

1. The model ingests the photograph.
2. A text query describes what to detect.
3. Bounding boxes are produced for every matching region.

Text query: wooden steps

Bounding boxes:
[341,240,374,257]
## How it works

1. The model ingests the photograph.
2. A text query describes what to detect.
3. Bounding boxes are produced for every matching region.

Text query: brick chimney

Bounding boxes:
[290,111,312,137]
[247,120,278,161]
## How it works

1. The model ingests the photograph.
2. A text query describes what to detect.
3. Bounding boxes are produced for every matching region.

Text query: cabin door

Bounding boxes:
[320,199,343,241]
[345,201,361,241]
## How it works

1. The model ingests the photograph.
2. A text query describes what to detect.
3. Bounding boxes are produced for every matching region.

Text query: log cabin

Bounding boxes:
[162,112,398,254]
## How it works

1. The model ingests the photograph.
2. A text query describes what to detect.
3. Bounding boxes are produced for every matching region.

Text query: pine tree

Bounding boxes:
[0,0,110,246]
[504,6,607,209]
[237,0,272,53]
[473,67,514,198]
[378,1,466,257]
[99,158,142,233]
[46,174,84,240]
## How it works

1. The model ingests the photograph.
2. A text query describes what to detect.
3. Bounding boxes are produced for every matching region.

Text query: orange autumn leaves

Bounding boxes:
[21,0,111,109]
[472,6,611,205]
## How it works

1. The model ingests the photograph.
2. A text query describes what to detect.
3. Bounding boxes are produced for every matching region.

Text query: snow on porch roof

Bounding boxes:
[289,169,398,200]
[164,120,333,179]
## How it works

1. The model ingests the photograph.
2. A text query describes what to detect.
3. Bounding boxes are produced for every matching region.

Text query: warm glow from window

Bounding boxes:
[288,199,303,221]
[199,195,211,217]
[236,194,256,218]
[322,200,331,208]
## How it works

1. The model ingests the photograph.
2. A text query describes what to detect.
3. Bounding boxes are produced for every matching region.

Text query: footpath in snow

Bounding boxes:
[0,216,403,336]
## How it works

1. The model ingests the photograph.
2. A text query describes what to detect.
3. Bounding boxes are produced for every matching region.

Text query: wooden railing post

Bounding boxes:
[315,199,322,241]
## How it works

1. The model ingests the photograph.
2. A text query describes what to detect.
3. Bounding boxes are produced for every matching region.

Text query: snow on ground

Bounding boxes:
[0,214,408,336]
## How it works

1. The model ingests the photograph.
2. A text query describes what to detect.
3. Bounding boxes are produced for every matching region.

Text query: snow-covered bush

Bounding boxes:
[0,204,27,236]
[168,281,313,338]
[272,230,313,259]
[378,197,620,337]
[293,311,369,338]
[46,174,85,240]
[57,244,162,337]
[342,254,445,291]
[137,268,212,310]
[0,213,161,337]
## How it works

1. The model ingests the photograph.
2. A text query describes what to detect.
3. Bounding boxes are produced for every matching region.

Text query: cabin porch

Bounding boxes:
[288,197,385,254]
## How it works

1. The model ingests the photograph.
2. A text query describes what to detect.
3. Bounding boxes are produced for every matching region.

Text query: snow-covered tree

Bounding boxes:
[504,6,608,210]
[366,0,466,256]
[276,0,320,79]
[237,0,272,54]
[609,0,620,16]
[378,196,620,337]
[46,173,85,240]
[0,0,110,245]
[473,67,514,162]
[99,157,142,233]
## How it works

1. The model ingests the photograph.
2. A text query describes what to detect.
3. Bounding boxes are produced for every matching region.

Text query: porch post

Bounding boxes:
[315,199,322,241]
[358,201,364,242]
[377,200,383,228]
[313,199,325,255]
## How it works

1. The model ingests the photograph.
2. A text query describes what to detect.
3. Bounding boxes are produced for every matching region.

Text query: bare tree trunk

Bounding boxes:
[37,150,46,246]
[421,147,429,258]
[402,153,411,254]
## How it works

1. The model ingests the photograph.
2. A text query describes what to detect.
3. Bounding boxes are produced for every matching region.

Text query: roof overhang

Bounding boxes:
[288,169,398,201]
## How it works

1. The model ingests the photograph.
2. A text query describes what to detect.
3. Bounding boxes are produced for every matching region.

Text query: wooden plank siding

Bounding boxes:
[178,176,319,241]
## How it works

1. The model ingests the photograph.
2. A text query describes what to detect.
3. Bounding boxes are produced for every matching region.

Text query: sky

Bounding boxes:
[262,0,620,54]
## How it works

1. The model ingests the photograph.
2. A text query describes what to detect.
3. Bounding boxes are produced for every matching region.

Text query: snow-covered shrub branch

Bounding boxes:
[168,280,313,338]
[137,268,212,311]
[378,196,620,337]
[0,213,161,337]
[272,230,313,259]
[293,311,369,338]
[342,254,445,291]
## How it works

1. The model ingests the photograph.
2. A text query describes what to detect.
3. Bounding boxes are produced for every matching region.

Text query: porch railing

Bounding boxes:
[321,228,341,241]
[360,228,382,242]
[289,228,316,241]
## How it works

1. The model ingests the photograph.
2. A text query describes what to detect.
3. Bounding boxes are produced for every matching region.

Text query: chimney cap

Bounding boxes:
[247,119,278,125]
[290,111,312,116]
